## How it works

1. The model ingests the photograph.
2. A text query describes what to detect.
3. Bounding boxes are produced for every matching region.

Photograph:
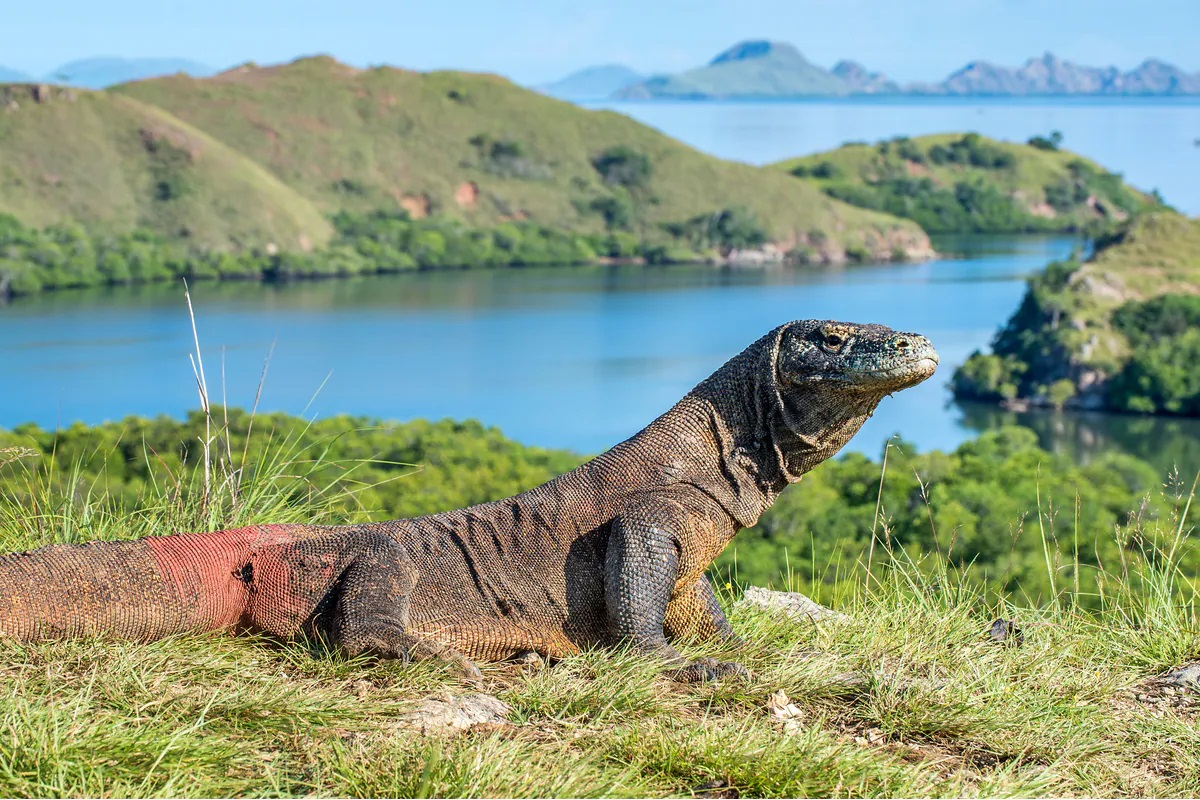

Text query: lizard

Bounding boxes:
[0,319,937,680]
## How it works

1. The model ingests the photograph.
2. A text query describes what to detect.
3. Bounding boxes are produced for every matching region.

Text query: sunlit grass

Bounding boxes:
[0,402,1197,797]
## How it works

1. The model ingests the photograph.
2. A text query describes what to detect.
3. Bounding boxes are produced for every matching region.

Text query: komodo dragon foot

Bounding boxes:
[668,657,752,683]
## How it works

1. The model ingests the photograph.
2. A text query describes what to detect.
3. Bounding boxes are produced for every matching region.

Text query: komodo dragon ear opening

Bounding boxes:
[769,319,821,387]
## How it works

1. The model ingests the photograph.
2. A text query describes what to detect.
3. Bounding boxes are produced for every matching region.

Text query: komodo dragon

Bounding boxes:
[0,320,937,680]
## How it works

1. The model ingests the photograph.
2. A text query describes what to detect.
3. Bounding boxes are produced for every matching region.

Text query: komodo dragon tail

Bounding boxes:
[0,525,307,643]
[0,523,482,675]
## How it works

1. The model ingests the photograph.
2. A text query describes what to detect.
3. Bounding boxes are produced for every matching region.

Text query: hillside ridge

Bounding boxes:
[41,55,932,258]
[0,82,331,251]
[953,212,1200,415]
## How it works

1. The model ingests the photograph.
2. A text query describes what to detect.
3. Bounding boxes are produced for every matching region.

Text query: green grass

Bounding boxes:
[0,60,931,257]
[1087,212,1200,300]
[1,407,1198,797]
[0,85,332,252]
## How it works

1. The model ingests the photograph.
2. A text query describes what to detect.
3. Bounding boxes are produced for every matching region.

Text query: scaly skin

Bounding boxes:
[0,320,937,680]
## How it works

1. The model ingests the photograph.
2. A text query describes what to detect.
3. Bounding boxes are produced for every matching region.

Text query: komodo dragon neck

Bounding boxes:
[583,326,883,529]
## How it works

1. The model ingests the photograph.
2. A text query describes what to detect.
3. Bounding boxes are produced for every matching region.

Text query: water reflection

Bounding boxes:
[958,402,1200,475]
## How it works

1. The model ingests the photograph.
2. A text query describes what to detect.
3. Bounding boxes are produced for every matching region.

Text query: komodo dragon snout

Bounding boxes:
[0,320,937,684]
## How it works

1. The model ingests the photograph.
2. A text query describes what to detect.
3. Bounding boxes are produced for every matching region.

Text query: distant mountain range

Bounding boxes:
[0,57,217,89]
[545,41,1200,100]
[930,53,1200,96]
[538,64,644,100]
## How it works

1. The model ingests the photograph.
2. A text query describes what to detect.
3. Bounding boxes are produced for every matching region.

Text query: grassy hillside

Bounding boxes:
[954,212,1200,414]
[112,57,930,260]
[0,410,1197,796]
[0,84,332,251]
[775,133,1162,234]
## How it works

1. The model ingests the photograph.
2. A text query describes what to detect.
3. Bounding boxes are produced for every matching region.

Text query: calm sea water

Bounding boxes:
[0,236,1083,455]
[587,97,1200,215]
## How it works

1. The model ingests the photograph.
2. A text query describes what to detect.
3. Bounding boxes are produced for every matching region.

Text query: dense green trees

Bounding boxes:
[1109,294,1200,415]
[0,411,1187,605]
[823,176,1046,234]
[0,210,724,299]
[660,206,770,254]
[926,133,1016,169]
[716,426,1175,604]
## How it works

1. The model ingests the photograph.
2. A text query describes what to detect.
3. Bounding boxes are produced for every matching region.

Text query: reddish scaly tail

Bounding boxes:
[0,525,302,643]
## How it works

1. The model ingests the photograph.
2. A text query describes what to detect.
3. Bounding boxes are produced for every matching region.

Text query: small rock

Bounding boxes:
[511,650,545,669]
[739,586,849,623]
[693,778,739,798]
[394,693,510,734]
[1162,663,1200,689]
[988,618,1024,646]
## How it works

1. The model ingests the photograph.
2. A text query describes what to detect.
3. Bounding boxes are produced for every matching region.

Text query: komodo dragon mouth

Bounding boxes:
[854,355,939,384]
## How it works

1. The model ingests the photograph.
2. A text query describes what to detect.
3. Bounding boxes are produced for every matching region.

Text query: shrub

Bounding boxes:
[708,207,768,252]
[589,193,634,231]
[1045,378,1077,408]
[810,161,842,179]
[1108,294,1200,415]
[1028,130,1064,151]
[590,146,652,190]
[953,353,1025,401]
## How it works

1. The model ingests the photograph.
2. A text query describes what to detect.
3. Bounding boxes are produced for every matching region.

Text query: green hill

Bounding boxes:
[0,84,332,251]
[954,212,1200,414]
[774,133,1163,234]
[112,57,929,260]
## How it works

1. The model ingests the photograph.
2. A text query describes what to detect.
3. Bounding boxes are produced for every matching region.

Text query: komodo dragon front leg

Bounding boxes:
[605,502,749,682]
[663,575,743,646]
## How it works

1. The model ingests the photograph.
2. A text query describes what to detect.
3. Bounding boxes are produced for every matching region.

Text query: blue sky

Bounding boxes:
[4,0,1196,83]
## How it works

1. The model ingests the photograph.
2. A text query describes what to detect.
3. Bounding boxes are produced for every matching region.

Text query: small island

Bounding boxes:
[774,132,1163,234]
[954,212,1200,416]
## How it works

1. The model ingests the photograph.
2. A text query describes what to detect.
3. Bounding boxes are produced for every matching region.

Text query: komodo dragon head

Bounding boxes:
[687,320,938,525]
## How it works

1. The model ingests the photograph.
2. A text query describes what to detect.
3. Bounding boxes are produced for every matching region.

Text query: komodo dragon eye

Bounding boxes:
[821,330,847,351]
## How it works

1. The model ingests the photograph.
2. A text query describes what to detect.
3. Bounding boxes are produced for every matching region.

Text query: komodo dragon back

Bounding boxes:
[0,320,937,680]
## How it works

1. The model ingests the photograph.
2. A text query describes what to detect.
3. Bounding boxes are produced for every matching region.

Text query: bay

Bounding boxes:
[0,235,1075,458]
